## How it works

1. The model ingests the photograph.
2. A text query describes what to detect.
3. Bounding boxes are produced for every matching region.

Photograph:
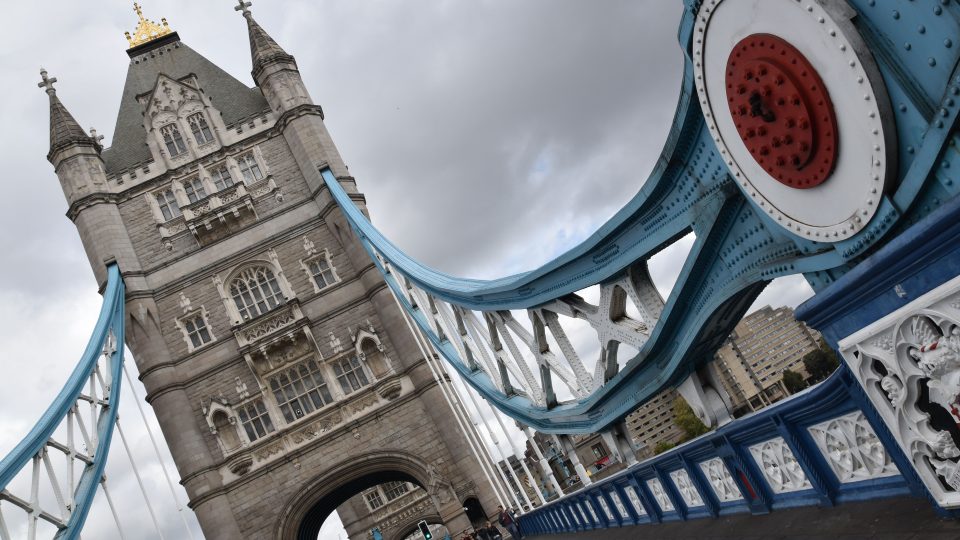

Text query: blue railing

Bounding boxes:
[517,367,925,535]
[0,264,125,540]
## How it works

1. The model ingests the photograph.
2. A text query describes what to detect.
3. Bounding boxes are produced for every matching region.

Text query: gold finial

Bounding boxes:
[125,2,173,49]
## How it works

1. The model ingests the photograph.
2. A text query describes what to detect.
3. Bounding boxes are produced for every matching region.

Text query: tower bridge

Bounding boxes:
[5,0,960,538]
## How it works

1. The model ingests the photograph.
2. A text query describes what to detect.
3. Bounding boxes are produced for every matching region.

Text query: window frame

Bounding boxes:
[182,176,208,205]
[154,188,181,221]
[237,153,265,184]
[300,249,341,294]
[332,355,370,395]
[229,266,286,321]
[176,307,215,353]
[187,112,215,146]
[210,164,235,191]
[268,359,335,424]
[160,122,188,157]
[236,397,276,443]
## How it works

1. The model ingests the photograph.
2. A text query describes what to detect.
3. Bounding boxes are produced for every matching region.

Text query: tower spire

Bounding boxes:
[38,68,97,162]
[235,0,296,82]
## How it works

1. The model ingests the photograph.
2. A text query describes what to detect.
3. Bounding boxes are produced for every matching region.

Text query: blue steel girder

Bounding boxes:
[324,0,960,433]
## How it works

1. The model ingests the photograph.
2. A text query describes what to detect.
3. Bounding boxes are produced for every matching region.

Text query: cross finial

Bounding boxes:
[38,68,57,95]
[134,2,145,21]
[233,0,253,17]
[235,0,252,17]
[89,128,105,144]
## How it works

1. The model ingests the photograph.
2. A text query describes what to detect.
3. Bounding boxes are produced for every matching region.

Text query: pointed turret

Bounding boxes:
[237,0,296,82]
[39,68,98,163]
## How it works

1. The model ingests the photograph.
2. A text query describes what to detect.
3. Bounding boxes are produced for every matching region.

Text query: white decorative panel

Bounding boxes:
[596,494,615,521]
[808,410,899,483]
[567,504,580,526]
[839,275,960,508]
[699,457,743,502]
[584,498,600,523]
[609,490,630,518]
[577,502,590,525]
[748,437,812,493]
[647,478,674,512]
[624,485,647,516]
[669,469,705,508]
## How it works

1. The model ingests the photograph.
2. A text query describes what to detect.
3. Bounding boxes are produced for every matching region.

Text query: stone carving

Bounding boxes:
[240,307,297,343]
[698,457,742,502]
[235,377,249,400]
[607,489,631,518]
[329,332,343,354]
[647,478,674,512]
[425,461,454,504]
[595,491,617,520]
[302,235,317,256]
[290,412,343,444]
[806,411,898,483]
[748,437,812,494]
[227,454,253,476]
[623,485,647,516]
[254,442,284,462]
[839,284,960,507]
[669,469,704,508]
[349,393,380,415]
[178,292,192,313]
[376,379,403,401]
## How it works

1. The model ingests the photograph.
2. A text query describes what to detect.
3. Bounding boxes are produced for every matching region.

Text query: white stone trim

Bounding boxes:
[838,274,960,507]
[807,410,899,483]
[299,248,341,294]
[646,478,674,512]
[748,437,812,494]
[699,457,742,502]
[669,469,705,508]
[174,305,216,353]
[623,485,647,515]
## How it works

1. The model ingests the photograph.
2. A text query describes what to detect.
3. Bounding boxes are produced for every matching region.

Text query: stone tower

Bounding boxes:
[42,4,497,539]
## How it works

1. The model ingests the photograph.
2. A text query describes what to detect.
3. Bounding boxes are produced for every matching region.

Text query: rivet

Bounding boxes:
[892,10,900,20]
[930,58,938,67]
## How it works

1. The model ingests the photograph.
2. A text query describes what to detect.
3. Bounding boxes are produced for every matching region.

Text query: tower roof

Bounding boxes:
[101,38,271,174]
[39,69,97,162]
[236,1,296,81]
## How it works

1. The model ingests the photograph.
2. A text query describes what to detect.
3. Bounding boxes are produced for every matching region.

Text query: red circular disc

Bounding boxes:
[725,33,838,189]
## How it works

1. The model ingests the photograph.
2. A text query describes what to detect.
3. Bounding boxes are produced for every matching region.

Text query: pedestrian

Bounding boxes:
[497,505,521,539]
[475,520,503,540]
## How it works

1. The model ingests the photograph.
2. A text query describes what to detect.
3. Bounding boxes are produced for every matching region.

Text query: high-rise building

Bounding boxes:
[623,388,686,459]
[707,306,822,413]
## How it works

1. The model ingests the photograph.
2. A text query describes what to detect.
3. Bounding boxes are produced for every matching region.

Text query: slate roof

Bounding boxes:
[47,92,97,161]
[101,35,270,174]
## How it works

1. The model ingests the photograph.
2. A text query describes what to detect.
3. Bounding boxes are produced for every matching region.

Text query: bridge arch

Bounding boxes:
[275,449,463,540]
[390,514,445,540]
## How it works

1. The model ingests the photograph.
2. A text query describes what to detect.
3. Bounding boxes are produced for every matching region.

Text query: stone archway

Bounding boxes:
[389,514,445,540]
[275,450,470,540]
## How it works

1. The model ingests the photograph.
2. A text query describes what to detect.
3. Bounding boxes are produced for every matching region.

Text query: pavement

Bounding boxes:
[524,496,960,539]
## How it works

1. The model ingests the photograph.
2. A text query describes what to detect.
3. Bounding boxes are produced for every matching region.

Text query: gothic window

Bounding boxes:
[237,153,264,184]
[305,251,339,292]
[333,356,369,395]
[360,338,390,380]
[364,489,385,511]
[237,399,275,442]
[229,266,285,320]
[382,481,410,501]
[183,176,207,204]
[160,123,187,157]
[188,112,214,145]
[268,359,334,423]
[211,165,234,191]
[180,312,213,349]
[155,188,181,221]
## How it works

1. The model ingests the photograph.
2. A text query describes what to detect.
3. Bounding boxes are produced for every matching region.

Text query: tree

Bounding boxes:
[654,441,676,455]
[673,396,710,440]
[782,369,807,394]
[802,344,840,383]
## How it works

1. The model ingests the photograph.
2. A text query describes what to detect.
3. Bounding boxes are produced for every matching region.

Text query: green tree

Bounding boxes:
[802,343,840,382]
[673,396,709,440]
[781,369,807,394]
[653,441,676,455]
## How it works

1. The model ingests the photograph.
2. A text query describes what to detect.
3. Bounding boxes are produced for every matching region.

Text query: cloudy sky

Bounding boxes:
[0,1,814,539]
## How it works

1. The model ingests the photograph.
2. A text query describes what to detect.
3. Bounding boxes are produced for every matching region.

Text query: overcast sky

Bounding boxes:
[0,1,814,539]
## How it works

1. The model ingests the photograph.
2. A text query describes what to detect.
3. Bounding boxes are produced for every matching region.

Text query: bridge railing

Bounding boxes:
[515,367,919,535]
[0,264,125,540]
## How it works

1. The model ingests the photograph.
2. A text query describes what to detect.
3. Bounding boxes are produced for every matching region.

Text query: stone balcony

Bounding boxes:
[233,301,315,374]
[182,177,278,246]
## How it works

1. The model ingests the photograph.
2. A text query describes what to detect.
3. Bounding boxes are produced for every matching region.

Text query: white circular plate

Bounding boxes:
[693,0,894,241]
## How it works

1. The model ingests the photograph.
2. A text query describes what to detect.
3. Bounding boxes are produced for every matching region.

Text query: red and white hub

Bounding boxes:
[694,0,894,241]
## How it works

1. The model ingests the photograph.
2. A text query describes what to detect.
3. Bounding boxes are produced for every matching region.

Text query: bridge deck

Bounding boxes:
[526,496,960,539]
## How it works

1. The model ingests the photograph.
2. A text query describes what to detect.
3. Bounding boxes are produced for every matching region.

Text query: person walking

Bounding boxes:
[497,505,521,539]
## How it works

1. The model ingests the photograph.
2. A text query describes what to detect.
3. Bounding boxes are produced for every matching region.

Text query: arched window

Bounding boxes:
[188,112,214,145]
[160,123,187,156]
[230,266,285,320]
[361,338,390,380]
[333,356,369,395]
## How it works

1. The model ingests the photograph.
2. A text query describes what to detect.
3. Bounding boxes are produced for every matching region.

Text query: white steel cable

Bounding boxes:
[388,286,510,509]
[122,364,196,539]
[115,419,165,539]
[99,477,127,540]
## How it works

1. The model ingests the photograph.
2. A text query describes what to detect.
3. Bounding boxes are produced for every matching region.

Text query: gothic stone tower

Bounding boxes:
[41,4,497,539]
